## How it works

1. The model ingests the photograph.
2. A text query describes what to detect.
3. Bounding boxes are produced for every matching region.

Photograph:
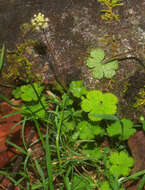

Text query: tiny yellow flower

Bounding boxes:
[31,12,49,31]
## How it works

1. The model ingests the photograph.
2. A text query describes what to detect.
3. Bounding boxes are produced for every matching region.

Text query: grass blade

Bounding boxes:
[0,110,22,119]
[0,93,19,107]
[6,139,27,155]
[45,125,54,190]
[33,119,45,149]
[34,159,47,190]
[22,118,28,150]
[119,169,145,184]
[138,174,145,190]
[0,44,5,71]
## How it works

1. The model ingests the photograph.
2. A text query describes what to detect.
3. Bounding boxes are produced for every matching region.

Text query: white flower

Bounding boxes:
[31,12,49,31]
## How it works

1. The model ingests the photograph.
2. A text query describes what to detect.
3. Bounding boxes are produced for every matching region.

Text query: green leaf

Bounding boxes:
[81,90,118,121]
[72,175,93,190]
[69,80,87,98]
[140,116,145,131]
[20,82,44,102]
[108,151,134,177]
[77,121,105,140]
[12,87,22,99]
[77,121,95,140]
[103,60,118,78]
[83,148,103,161]
[73,110,83,118]
[120,119,136,140]
[100,181,111,190]
[87,57,97,68]
[61,94,73,106]
[107,120,122,137]
[86,49,118,80]
[112,0,121,4]
[89,114,119,121]
[92,63,104,79]
[90,48,105,64]
[63,121,76,133]
[107,118,136,140]
[118,151,134,167]
[21,96,48,119]
[87,49,104,68]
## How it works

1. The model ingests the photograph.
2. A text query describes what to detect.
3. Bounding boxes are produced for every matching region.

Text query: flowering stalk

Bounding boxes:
[31,13,67,92]
[31,12,49,31]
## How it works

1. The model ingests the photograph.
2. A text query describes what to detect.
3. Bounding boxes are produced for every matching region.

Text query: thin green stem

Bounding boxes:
[33,119,45,149]
[119,169,145,184]
[45,125,54,190]
[0,44,5,72]
[56,94,67,168]
[42,29,67,93]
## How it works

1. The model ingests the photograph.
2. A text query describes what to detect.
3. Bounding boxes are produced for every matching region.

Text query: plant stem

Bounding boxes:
[45,125,54,190]
[42,29,68,93]
[56,94,67,168]
[34,119,45,149]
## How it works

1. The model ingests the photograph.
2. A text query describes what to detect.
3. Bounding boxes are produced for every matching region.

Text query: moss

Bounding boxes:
[134,86,145,108]
[122,80,131,94]
[98,34,120,56]
[98,0,123,23]
[2,39,37,81]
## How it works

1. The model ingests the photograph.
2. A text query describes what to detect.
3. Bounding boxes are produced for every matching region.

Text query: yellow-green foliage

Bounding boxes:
[122,80,130,94]
[20,23,32,37]
[98,0,123,23]
[134,86,145,108]
[2,39,37,80]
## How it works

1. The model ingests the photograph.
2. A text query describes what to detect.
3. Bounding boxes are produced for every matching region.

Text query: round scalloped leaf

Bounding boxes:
[109,151,134,177]
[81,99,92,112]
[107,120,122,137]
[81,90,118,121]
[12,87,21,99]
[90,48,105,64]
[87,57,97,68]
[83,148,103,161]
[109,152,120,164]
[103,93,118,104]
[118,151,134,167]
[120,119,136,140]
[100,181,111,190]
[20,83,44,102]
[92,63,104,79]
[105,60,118,70]
[78,121,105,139]
[81,90,103,113]
[107,119,136,140]
[87,90,103,100]
[120,166,131,176]
[104,69,116,79]
[21,96,48,119]
[110,165,122,177]
[77,121,96,140]
[102,93,118,114]
[69,80,87,98]
[103,60,118,79]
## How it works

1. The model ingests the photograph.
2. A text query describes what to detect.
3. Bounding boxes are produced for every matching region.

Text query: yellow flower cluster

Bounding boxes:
[31,12,49,31]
